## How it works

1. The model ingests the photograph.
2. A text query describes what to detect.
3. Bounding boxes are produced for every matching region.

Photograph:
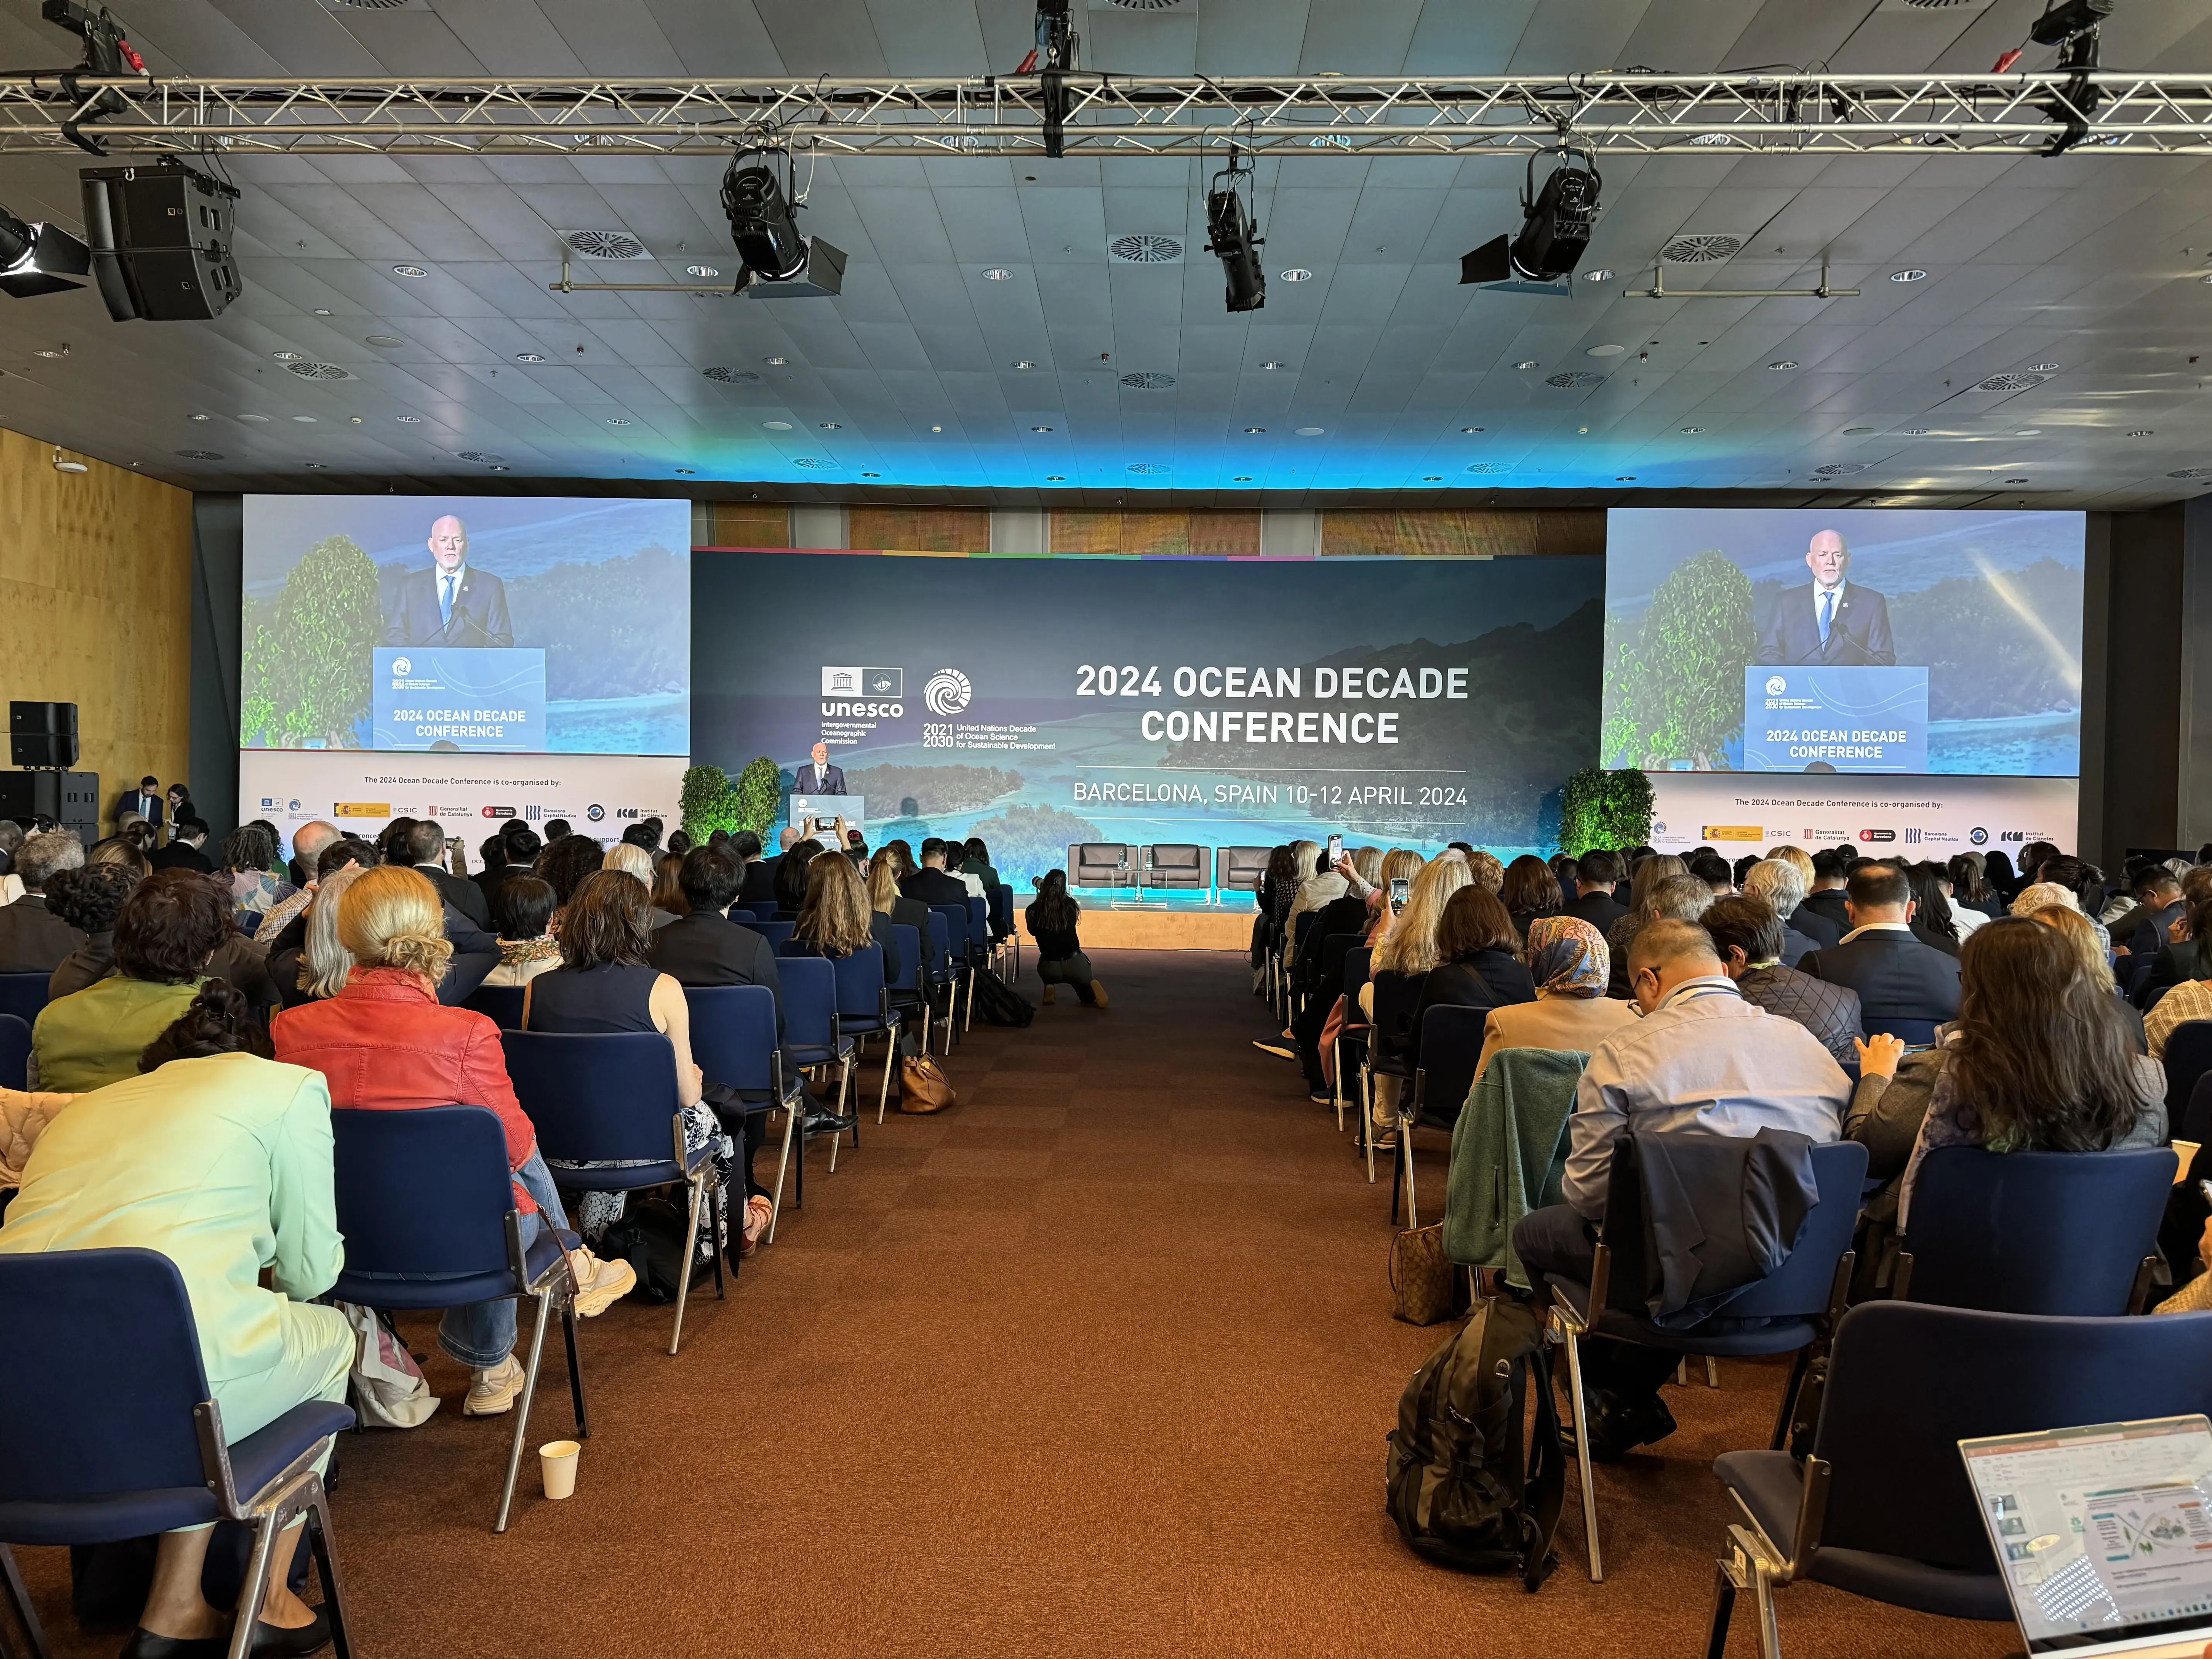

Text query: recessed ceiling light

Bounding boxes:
[1422,475,1443,481]
[2016,428,2042,436]
[1515,360,1540,370]
[240,414,268,422]
[1295,426,1324,436]
[515,352,545,363]
[2201,273,2212,283]
[1244,426,1266,433]
[1582,268,1614,282]
[392,265,427,278]
[1045,474,1066,481]
[1768,359,1800,370]
[1890,269,1927,283]
[303,462,326,469]
[1012,360,1037,369]
[488,465,510,472]
[2005,476,2030,484]
[272,350,304,362]
[31,347,64,359]
[674,467,696,476]
[1681,425,1706,433]
[930,424,943,433]
[685,264,719,278]
[311,307,332,316]
[861,471,881,477]
[1281,268,1312,282]
[1586,344,1625,357]
[606,417,631,426]
[348,417,362,425]
[1231,475,1253,481]
[1260,360,1286,369]
[819,421,843,429]
[292,415,317,424]
[2127,429,2155,437]
[982,267,1013,281]
[1616,475,1636,482]
[764,356,788,366]
[1031,424,1054,431]
[189,412,210,422]
[1904,428,1934,435]
[2027,362,2061,373]
[395,415,421,423]
[763,420,793,430]
[1460,426,1484,433]
[365,335,404,348]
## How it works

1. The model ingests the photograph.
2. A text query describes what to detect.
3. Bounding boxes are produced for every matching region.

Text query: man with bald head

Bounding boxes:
[382,513,515,647]
[1755,527,1895,667]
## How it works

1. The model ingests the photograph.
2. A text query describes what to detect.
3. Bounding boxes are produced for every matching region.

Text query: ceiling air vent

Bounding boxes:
[1109,234,1183,264]
[1659,234,1743,264]
[1101,0,1183,9]
[1975,373,2049,392]
[2168,467,2212,479]
[792,457,834,469]
[1120,371,1176,390]
[1545,371,1604,388]
[1812,462,1869,477]
[284,362,353,380]
[1126,462,1170,475]
[1465,462,1514,475]
[563,230,648,260]
[455,451,505,464]
[701,367,761,385]
[174,449,224,460]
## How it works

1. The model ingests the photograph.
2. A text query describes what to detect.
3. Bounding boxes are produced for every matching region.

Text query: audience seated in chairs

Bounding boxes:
[2033,902,2148,1054]
[1288,839,1345,924]
[1739,858,1820,967]
[221,823,297,926]
[1512,918,1849,1459]
[482,875,562,988]
[1800,862,1962,1029]
[272,863,368,1010]
[1902,860,1966,957]
[1358,854,1474,1144]
[1605,870,1712,1000]
[271,864,637,1416]
[0,817,24,901]
[2145,897,2212,1057]
[1501,854,1563,941]
[898,838,969,912]
[1026,869,1106,1010]
[1472,915,1635,1084]
[651,850,689,920]
[1563,848,1626,933]
[0,827,88,972]
[1412,888,1536,1051]
[1603,854,1687,989]
[533,830,607,909]
[523,869,736,1259]
[34,871,239,1093]
[649,848,785,1027]
[867,848,940,988]
[1685,850,1736,897]
[1948,851,2004,921]
[0,982,349,1656]
[773,836,827,914]
[1704,895,1863,1066]
[1798,847,1854,940]
[43,861,142,1000]
[266,839,377,1008]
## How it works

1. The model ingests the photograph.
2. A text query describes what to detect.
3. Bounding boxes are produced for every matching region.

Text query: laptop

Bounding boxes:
[1963,1415,2212,1656]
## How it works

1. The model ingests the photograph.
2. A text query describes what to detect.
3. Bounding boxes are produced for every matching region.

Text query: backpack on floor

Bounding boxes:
[596,1196,713,1305]
[1384,1294,1565,1589]
[968,965,1036,1028]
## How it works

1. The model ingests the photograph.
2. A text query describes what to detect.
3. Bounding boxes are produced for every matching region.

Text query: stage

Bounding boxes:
[1014,894,1254,952]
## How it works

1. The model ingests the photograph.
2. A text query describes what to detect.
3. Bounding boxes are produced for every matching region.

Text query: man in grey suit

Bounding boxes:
[383,514,514,648]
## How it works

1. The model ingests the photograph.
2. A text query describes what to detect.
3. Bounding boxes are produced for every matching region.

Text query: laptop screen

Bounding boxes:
[1961,1416,2212,1655]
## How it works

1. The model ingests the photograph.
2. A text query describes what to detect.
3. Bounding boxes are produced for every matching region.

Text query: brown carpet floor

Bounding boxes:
[14,949,2020,1658]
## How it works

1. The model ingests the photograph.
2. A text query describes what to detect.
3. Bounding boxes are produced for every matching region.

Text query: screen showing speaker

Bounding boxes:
[240,496,690,756]
[1602,507,2087,778]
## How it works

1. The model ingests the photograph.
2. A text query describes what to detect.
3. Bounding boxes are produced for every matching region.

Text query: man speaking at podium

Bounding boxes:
[383,514,514,648]
[1756,528,1896,668]
[795,741,845,796]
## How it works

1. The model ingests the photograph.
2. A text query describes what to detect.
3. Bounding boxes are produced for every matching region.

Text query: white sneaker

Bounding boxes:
[463,1354,526,1416]
[569,1249,637,1318]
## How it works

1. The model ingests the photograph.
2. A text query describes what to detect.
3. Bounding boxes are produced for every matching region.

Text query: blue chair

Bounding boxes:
[500,1030,723,1355]
[0,973,46,1027]
[1709,1301,2212,1657]
[2164,1018,2212,1119]
[0,1249,356,1659]
[931,904,975,1041]
[0,1013,26,1092]
[1891,1146,2173,1314]
[463,983,527,1029]
[742,902,780,924]
[988,886,1017,978]
[825,945,900,1123]
[924,912,956,1054]
[1360,970,1427,1184]
[885,922,924,1041]
[755,919,795,949]
[684,984,807,1242]
[776,956,857,1187]
[1542,1135,1869,1582]
[328,1106,583,1532]
[1863,1016,1938,1045]
[1333,944,1374,1135]
[1395,1004,1490,1228]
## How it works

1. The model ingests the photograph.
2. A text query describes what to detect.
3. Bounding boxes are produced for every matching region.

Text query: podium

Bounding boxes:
[789,794,864,835]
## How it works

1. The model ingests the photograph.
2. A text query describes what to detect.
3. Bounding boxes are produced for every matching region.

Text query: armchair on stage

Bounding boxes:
[1064,843,1268,905]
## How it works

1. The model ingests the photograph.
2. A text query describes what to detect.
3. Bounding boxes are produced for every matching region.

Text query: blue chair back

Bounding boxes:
[932,904,971,966]
[755,919,795,948]
[500,1030,680,1171]
[1899,1146,2172,1315]
[926,914,953,982]
[1368,970,1428,1071]
[1814,1302,2212,1571]
[1413,1005,1490,1126]
[328,1106,514,1281]
[0,1012,26,1091]
[2165,1018,2212,1117]
[886,925,921,994]
[463,984,527,1029]
[778,956,839,1054]
[831,945,886,1021]
[1343,945,1374,1006]
[1292,910,1317,958]
[0,972,48,1027]
[743,902,780,923]
[682,984,780,1094]
[988,887,1012,940]
[0,1248,212,1509]
[1864,1016,1938,1045]
[1695,1139,1868,1320]
[966,893,988,942]
[775,937,818,958]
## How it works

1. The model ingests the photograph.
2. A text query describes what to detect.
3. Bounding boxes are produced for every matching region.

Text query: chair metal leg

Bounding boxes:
[670,1175,704,1355]
[964,968,975,1032]
[302,1490,354,1659]
[1561,1324,1605,1582]
[878,1034,897,1124]
[1402,1126,1419,1229]
[708,1181,727,1302]
[1751,1551,1784,1659]
[1363,1068,1377,1185]
[1706,1355,1719,1388]
[1705,1560,1738,1659]
[495,1286,552,1532]
[560,1301,588,1438]
[1331,1036,1344,1130]
[768,1100,797,1242]
[1769,1346,1812,1451]
[828,1058,852,1172]
[222,1515,282,1659]
[0,1543,52,1659]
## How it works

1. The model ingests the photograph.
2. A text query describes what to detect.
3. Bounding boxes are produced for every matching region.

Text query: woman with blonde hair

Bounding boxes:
[273,865,635,1414]
[1360,855,1473,1139]
[868,848,939,990]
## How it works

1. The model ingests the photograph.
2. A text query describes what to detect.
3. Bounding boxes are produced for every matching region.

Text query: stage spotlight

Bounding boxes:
[1204,150,1264,313]
[2029,0,2115,155]
[1459,146,1603,296]
[720,149,846,298]
[0,206,89,298]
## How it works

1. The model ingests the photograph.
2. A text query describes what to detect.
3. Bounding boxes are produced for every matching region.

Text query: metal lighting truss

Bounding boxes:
[2,71,2212,157]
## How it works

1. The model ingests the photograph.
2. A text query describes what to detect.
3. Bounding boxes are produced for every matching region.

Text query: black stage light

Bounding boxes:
[721,150,809,282]
[2030,0,2115,155]
[1204,152,1264,313]
[1031,1,1078,159]
[0,205,90,298]
[1460,146,1602,294]
[2031,0,2113,46]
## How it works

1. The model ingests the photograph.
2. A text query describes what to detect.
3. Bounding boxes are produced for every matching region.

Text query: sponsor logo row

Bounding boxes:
[267,798,646,826]
[1686,824,2052,847]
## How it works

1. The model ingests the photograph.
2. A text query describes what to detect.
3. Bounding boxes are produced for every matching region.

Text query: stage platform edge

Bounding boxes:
[1015,900,1252,953]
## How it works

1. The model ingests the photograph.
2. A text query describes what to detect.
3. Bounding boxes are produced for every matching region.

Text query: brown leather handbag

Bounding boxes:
[898,1054,957,1113]
[1390,1224,1470,1326]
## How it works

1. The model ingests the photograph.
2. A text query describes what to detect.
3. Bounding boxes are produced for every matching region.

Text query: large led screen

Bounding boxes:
[1602,508,2086,778]
[240,495,690,756]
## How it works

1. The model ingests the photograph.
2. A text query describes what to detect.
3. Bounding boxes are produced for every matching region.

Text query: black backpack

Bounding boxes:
[1384,1295,1566,1589]
[967,965,1035,1027]
[595,1195,714,1305]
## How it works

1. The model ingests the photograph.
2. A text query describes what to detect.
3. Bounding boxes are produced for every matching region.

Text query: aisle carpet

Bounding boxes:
[11,949,2018,1657]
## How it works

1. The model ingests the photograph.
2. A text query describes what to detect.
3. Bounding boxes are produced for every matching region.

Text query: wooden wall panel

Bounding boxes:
[696,500,792,549]
[847,506,991,553]
[0,428,193,831]
[1319,509,1606,557]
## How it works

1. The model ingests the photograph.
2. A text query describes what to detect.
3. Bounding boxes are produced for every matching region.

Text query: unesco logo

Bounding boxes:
[1765,675,1787,696]
[391,657,411,676]
[924,668,972,716]
[1970,827,1989,845]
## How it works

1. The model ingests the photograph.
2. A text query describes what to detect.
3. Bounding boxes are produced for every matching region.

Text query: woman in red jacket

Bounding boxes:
[273,865,634,1417]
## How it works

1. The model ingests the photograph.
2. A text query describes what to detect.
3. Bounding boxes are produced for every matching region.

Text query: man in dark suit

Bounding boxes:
[382,514,514,648]
[2117,870,2185,960]
[403,820,493,930]
[0,829,89,972]
[116,776,166,839]
[1755,529,1897,668]
[793,742,846,797]
[1800,862,1961,1028]
[651,847,784,1033]
[736,829,782,905]
[149,817,215,874]
[900,839,971,910]
[1796,848,1853,942]
[1565,849,1628,932]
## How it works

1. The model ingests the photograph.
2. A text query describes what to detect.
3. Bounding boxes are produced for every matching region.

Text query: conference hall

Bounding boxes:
[8,2,2212,1657]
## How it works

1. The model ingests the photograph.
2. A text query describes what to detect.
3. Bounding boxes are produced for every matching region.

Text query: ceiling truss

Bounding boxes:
[2,71,2212,158]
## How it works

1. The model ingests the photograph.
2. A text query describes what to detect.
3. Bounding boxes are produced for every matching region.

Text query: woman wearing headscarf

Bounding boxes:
[1471,914,1637,1083]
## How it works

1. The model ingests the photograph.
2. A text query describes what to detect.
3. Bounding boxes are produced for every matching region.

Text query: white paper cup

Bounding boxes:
[539,1440,580,1500]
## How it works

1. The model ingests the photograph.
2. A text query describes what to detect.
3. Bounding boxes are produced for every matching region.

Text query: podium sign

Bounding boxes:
[373,648,547,752]
[1744,666,1929,774]
[790,793,865,833]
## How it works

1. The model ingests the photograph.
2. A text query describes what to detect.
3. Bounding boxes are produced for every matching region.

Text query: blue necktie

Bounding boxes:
[440,574,455,628]
[1819,589,1834,647]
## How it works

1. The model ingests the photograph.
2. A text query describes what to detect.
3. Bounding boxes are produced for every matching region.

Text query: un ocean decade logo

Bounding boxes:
[392,657,412,676]
[924,669,972,716]
[1765,675,1787,696]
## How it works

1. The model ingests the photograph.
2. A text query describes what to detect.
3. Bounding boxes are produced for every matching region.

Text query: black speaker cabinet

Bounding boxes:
[9,701,77,769]
[0,769,98,840]
[81,163,243,322]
